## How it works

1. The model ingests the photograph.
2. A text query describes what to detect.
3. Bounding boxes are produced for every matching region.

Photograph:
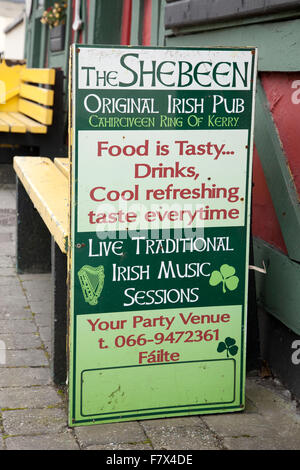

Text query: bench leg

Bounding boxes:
[16,177,51,273]
[51,238,67,385]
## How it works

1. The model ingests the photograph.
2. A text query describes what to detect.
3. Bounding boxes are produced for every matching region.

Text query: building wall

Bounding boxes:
[165,0,300,396]
[0,0,25,58]
[0,16,11,53]
[4,19,25,59]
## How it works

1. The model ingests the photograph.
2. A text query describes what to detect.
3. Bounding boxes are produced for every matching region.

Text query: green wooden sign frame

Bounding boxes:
[68,44,257,427]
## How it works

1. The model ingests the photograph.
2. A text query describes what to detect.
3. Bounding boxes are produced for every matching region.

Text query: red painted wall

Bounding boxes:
[121,0,132,45]
[142,0,152,46]
[252,73,300,254]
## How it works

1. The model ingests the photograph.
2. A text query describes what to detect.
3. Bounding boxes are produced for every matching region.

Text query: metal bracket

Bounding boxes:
[249,261,267,274]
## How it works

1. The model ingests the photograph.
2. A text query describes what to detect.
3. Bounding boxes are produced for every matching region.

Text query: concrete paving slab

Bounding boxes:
[38,326,51,344]
[2,408,68,436]
[22,280,52,302]
[0,255,16,268]
[222,435,300,450]
[0,386,63,410]
[0,367,51,387]
[0,285,27,300]
[0,305,32,320]
[28,300,52,316]
[0,319,37,334]
[246,378,300,419]
[32,313,51,328]
[0,215,16,229]
[0,275,20,287]
[0,267,18,276]
[87,442,153,450]
[0,333,42,350]
[74,421,147,447]
[0,349,48,367]
[140,417,222,450]
[203,411,272,439]
[43,341,51,355]
[0,241,16,256]
[202,378,300,450]
[5,432,79,450]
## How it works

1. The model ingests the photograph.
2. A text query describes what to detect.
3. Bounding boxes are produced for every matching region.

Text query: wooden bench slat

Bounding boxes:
[18,98,53,125]
[0,118,9,132]
[54,158,69,178]
[21,68,56,86]
[5,87,20,102]
[20,83,54,107]
[10,112,47,134]
[1,66,58,135]
[0,112,26,133]
[13,157,68,253]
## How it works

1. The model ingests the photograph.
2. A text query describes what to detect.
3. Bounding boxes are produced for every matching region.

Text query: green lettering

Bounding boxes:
[212,62,231,87]
[156,61,176,87]
[178,61,193,87]
[193,61,212,87]
[232,62,249,88]
[118,53,139,87]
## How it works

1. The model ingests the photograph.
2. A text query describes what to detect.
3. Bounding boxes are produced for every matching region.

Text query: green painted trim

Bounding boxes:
[165,9,300,37]
[150,0,159,46]
[82,1,88,44]
[30,20,43,67]
[253,237,300,335]
[130,0,165,47]
[255,79,300,262]
[47,1,72,73]
[165,18,300,72]
[88,0,123,45]
[151,0,166,47]
[38,22,47,67]
[130,0,142,45]
[87,0,96,44]
[158,0,166,46]
[24,0,53,67]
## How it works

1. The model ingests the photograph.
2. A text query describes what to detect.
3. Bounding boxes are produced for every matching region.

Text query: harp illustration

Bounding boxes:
[78,265,105,306]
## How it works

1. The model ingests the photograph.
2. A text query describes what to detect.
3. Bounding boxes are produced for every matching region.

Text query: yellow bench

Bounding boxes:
[13,156,69,252]
[0,61,66,157]
[14,155,69,384]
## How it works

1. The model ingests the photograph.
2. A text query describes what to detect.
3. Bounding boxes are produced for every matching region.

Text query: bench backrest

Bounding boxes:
[18,68,56,126]
[0,60,26,112]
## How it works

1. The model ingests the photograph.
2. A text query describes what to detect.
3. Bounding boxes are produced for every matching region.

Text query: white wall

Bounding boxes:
[0,1,25,60]
[0,16,11,54]
[4,19,25,59]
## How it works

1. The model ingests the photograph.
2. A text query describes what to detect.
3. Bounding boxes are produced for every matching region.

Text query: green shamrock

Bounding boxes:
[209,264,239,293]
[217,337,238,357]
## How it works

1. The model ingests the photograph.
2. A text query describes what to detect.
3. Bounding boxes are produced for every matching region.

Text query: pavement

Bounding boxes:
[1,172,300,451]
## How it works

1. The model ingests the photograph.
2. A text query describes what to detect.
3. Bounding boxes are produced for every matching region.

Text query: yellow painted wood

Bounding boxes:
[10,112,47,134]
[5,87,20,101]
[0,112,26,133]
[0,95,20,113]
[0,60,26,107]
[21,68,56,85]
[0,118,9,132]
[0,63,56,132]
[18,98,53,125]
[54,158,69,178]
[13,157,69,253]
[20,83,54,106]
